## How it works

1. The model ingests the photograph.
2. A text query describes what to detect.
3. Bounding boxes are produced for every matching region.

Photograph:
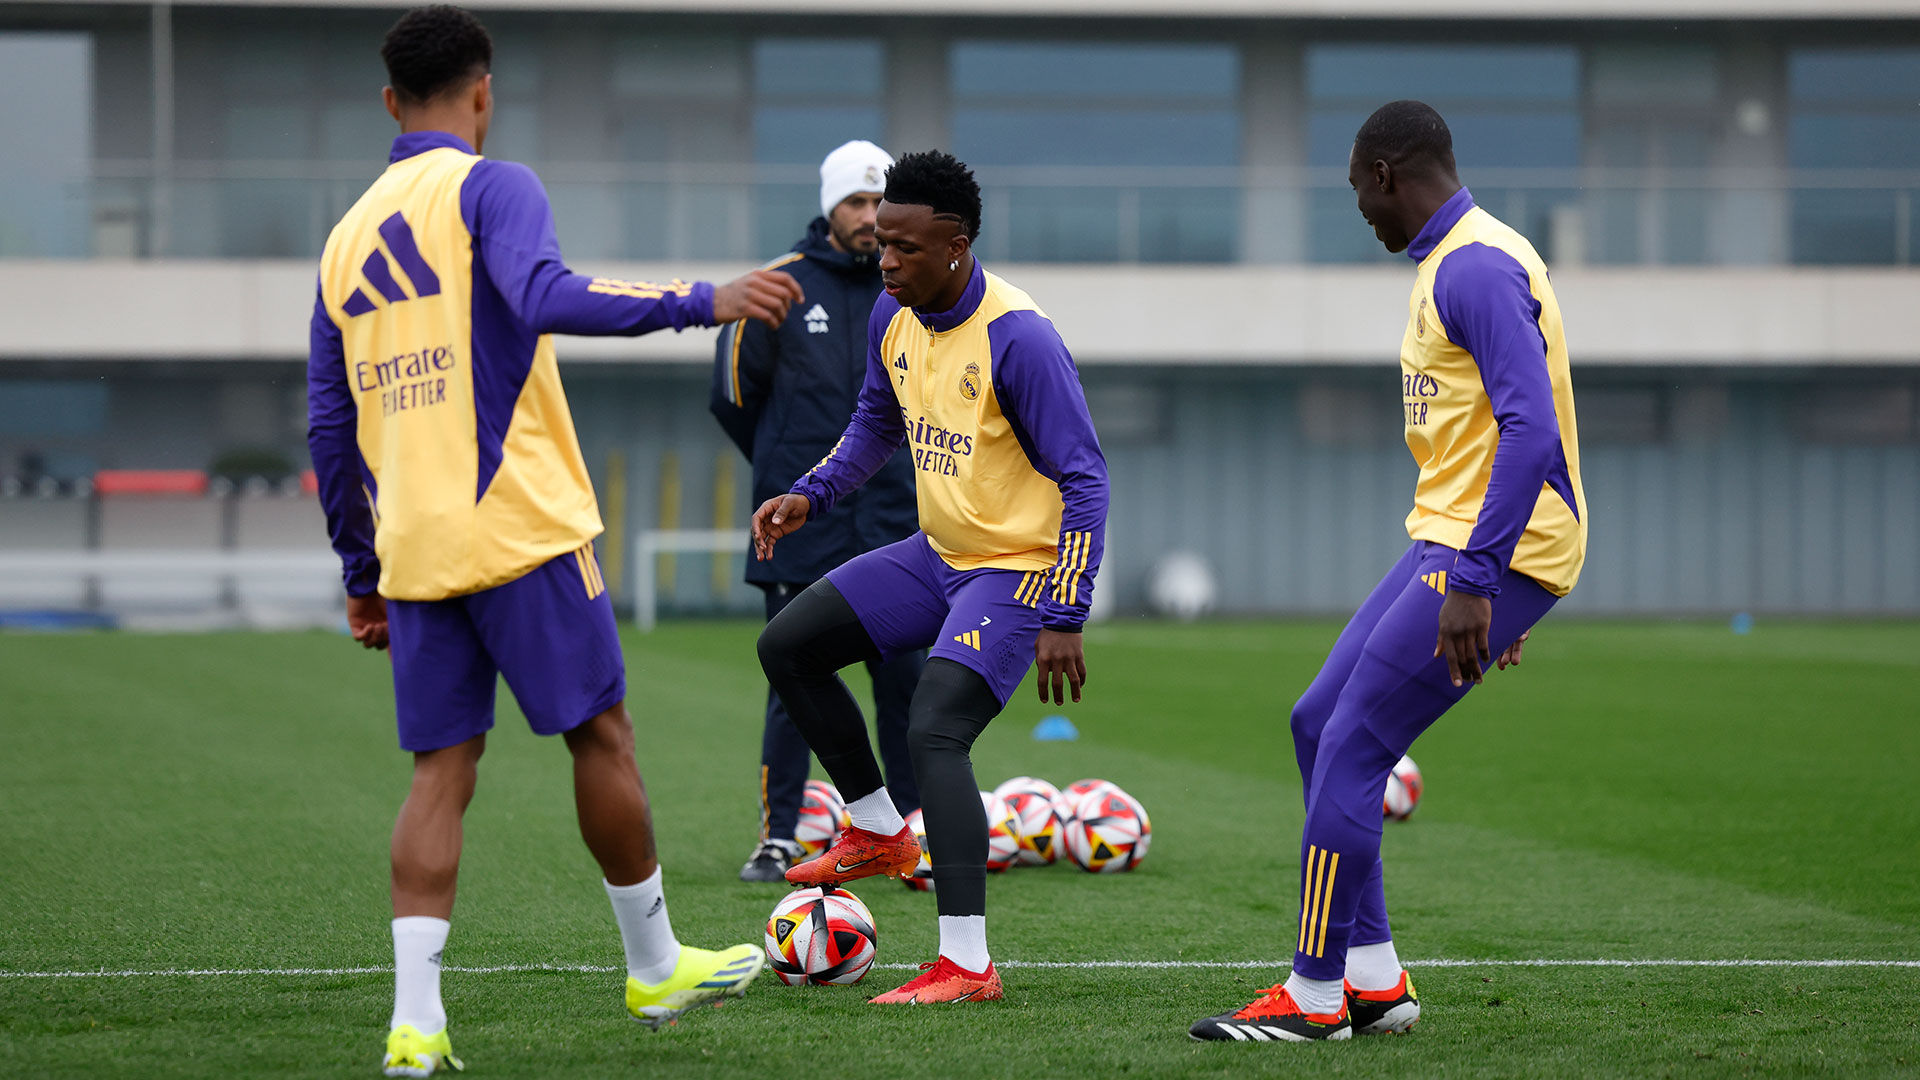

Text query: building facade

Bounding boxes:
[1,0,1915,616]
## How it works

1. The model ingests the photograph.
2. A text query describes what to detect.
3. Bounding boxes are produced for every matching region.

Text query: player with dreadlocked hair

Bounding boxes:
[752,150,1110,1004]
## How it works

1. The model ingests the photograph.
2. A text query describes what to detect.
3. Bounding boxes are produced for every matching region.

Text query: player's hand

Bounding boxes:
[346,592,389,651]
[1433,591,1492,687]
[750,493,812,561]
[1496,628,1530,670]
[1035,628,1087,705]
[713,269,804,330]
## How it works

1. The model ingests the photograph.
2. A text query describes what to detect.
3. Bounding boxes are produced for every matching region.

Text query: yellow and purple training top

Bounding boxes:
[792,260,1109,630]
[308,131,715,601]
[1400,187,1587,598]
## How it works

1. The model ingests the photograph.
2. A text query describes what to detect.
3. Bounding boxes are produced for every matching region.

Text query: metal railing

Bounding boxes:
[11,161,1919,266]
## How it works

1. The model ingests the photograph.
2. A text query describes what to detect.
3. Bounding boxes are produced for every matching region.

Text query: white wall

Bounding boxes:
[2,260,1914,367]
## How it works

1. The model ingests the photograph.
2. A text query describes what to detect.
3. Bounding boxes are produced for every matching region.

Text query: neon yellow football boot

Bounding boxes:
[624,943,764,1028]
[382,1024,463,1077]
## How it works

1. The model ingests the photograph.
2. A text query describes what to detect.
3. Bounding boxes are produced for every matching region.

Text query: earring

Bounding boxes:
[949,260,959,271]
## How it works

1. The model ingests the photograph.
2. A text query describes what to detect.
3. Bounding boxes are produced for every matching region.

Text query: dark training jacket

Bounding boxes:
[710,217,918,586]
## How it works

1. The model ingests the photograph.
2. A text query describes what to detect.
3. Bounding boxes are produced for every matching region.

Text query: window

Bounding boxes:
[0,33,94,257]
[751,38,886,256]
[950,41,1240,263]
[609,33,753,259]
[1584,46,1720,266]
[1789,48,1920,265]
[1305,44,1581,263]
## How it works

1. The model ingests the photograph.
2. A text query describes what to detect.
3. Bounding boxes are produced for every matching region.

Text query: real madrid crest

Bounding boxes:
[959,361,981,401]
[1416,296,1428,338]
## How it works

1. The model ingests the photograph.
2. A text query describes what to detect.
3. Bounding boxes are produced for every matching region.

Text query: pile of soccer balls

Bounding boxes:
[793,774,1152,895]
[765,776,1152,985]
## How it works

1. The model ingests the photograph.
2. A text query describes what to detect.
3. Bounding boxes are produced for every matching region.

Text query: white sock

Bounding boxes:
[937,915,990,973]
[1283,971,1344,1015]
[390,916,449,1033]
[843,787,906,836]
[606,868,680,986]
[1346,941,1404,991]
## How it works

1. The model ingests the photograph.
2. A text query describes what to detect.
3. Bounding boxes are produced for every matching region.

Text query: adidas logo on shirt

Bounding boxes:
[804,304,830,334]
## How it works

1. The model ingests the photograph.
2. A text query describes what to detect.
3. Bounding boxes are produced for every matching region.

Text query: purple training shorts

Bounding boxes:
[826,532,1046,705]
[385,543,625,752]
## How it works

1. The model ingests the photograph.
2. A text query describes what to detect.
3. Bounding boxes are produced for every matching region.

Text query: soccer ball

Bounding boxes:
[1058,778,1119,822]
[1063,785,1151,873]
[796,779,849,856]
[1383,755,1424,821]
[902,808,934,892]
[993,776,1065,866]
[981,791,1021,873]
[764,886,878,985]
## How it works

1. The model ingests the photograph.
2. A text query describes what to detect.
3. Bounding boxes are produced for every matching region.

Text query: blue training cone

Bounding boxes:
[1032,715,1079,741]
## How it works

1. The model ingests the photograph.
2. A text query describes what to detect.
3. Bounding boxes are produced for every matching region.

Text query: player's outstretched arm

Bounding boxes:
[712,269,805,330]
[466,159,801,335]
[750,493,811,562]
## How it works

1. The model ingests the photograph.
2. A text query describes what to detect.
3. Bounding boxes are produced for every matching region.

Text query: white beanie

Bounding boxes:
[819,139,893,219]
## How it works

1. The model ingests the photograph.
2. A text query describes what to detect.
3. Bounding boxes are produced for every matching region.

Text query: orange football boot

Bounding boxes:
[784,823,922,886]
[868,957,1003,1004]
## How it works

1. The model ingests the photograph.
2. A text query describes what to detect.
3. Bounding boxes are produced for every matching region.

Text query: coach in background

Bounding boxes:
[712,140,923,883]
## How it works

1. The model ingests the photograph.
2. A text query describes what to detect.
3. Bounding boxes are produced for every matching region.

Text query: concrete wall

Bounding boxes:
[3,261,1917,366]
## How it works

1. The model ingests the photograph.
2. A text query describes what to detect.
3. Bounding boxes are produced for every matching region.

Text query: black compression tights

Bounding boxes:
[756,581,1006,917]
[756,580,889,801]
[907,658,1005,917]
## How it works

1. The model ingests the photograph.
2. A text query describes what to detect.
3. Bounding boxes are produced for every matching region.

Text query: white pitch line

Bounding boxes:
[4,958,1917,980]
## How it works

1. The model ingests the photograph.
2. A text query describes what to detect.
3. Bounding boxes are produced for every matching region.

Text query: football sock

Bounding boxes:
[391,916,450,1033]
[758,582,890,800]
[910,660,1003,920]
[1284,972,1345,1015]
[938,915,990,973]
[844,787,907,836]
[1346,940,1403,991]
[606,868,680,986]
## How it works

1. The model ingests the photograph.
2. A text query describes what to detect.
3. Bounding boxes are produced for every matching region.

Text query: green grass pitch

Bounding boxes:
[2,619,1916,1078]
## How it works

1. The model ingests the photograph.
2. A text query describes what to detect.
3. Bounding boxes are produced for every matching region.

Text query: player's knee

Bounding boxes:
[756,618,805,684]
[564,704,634,759]
[1290,690,1333,744]
[906,660,994,763]
[412,735,484,792]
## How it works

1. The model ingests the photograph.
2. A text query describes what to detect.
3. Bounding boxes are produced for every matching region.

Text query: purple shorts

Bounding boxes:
[385,543,625,752]
[826,532,1043,705]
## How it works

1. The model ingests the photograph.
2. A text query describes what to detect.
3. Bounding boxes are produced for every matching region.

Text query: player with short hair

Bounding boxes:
[712,139,924,884]
[1189,100,1587,1043]
[306,6,803,1074]
[751,150,1109,1004]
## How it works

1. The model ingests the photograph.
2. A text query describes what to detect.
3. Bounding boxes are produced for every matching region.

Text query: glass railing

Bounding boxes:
[7,161,1917,267]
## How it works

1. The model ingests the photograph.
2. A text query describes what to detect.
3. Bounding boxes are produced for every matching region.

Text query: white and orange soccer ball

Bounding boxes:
[993,776,1065,866]
[796,779,849,856]
[1383,755,1424,821]
[981,791,1022,873]
[1063,785,1151,873]
[1059,777,1119,817]
[764,886,878,985]
[902,808,934,892]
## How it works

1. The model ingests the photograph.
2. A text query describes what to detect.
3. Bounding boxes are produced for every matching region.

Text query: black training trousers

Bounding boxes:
[758,579,1006,916]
